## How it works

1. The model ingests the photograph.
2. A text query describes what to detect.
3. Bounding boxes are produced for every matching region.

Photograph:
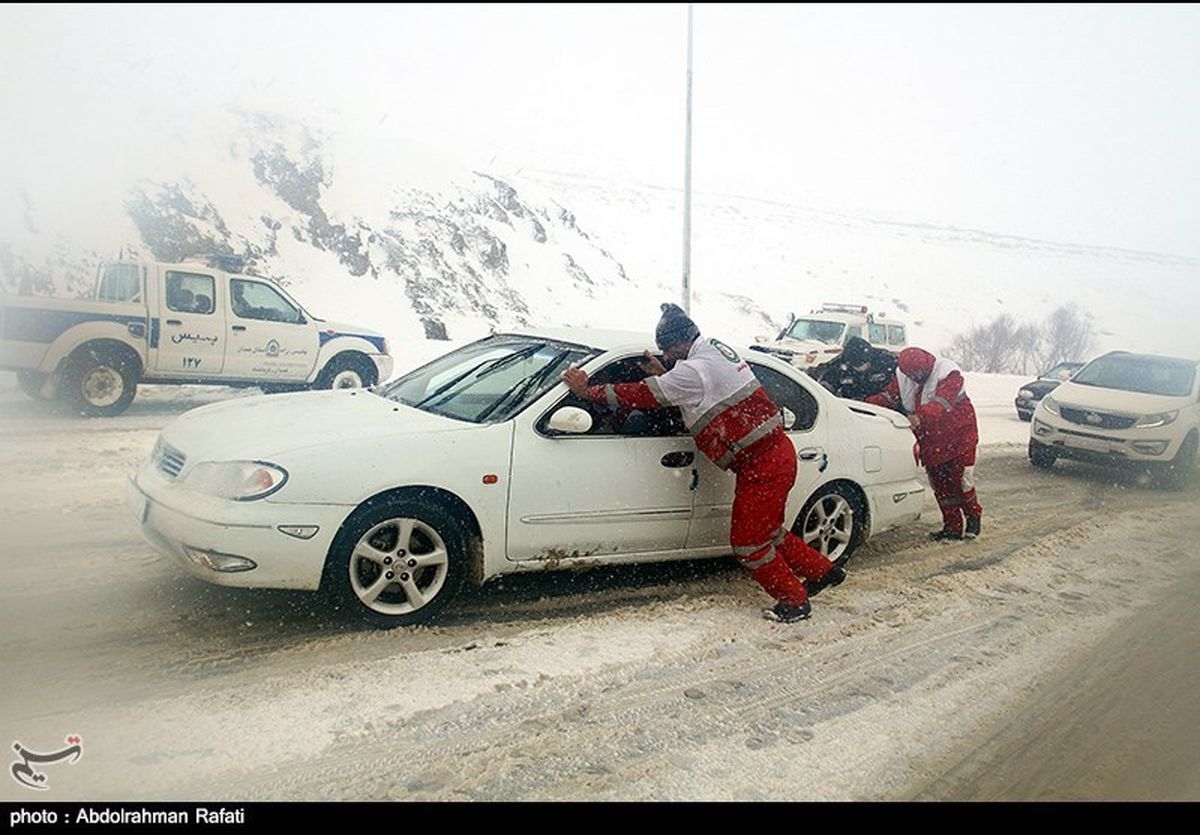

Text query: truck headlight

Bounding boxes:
[1040,396,1060,415]
[183,461,289,501]
[1135,411,1178,429]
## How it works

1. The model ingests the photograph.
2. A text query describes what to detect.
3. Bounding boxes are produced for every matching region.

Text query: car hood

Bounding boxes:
[1049,381,1188,414]
[159,390,473,463]
[1019,379,1062,397]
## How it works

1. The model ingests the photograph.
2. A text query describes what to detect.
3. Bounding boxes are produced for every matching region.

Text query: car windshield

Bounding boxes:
[1070,355,1196,397]
[1039,362,1081,380]
[378,336,597,423]
[784,319,845,345]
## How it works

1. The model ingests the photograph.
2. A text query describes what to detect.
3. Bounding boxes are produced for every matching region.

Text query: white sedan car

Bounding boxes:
[128,329,925,627]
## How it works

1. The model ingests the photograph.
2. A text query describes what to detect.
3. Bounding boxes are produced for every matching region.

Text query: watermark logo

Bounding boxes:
[10,736,82,791]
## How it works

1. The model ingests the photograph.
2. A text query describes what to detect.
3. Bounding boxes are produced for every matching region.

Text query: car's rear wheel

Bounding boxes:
[63,346,138,417]
[793,482,866,564]
[1029,439,1057,470]
[324,496,470,628]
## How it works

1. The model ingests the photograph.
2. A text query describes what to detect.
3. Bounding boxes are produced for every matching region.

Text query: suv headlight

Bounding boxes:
[1018,389,1035,399]
[1040,396,1060,415]
[183,461,289,501]
[1135,411,1178,429]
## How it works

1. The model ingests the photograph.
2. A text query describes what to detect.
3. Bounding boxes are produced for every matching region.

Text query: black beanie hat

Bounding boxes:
[655,302,700,349]
[841,335,871,365]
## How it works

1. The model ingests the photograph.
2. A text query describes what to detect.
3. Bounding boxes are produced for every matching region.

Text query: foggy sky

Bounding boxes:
[2,3,1198,256]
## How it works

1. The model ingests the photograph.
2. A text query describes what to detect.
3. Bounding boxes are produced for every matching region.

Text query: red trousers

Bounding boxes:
[730,431,834,606]
[926,450,983,534]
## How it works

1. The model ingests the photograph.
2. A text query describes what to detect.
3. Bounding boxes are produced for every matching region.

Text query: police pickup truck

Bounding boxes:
[1,259,393,416]
[750,302,909,370]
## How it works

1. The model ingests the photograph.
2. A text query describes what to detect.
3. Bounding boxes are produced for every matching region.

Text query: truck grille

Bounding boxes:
[154,442,187,479]
[1059,407,1138,431]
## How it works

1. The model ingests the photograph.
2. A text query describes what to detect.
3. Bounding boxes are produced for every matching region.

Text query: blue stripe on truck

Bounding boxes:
[1,306,149,344]
[318,331,387,353]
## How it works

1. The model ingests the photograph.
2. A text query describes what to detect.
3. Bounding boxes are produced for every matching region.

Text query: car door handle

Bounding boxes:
[231,325,247,331]
[798,447,829,473]
[661,451,695,468]
[165,319,182,326]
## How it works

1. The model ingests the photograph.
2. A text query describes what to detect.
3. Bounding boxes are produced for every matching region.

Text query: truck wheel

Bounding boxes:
[315,354,377,390]
[63,347,138,417]
[16,371,50,400]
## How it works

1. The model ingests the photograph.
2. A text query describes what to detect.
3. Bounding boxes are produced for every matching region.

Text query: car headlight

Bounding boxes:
[1040,396,1060,415]
[183,461,289,501]
[1018,389,1035,399]
[1135,411,1178,429]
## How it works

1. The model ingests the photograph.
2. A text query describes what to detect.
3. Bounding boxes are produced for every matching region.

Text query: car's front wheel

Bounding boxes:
[793,482,866,564]
[1156,432,1198,491]
[1029,439,1057,470]
[315,354,377,390]
[323,496,471,628]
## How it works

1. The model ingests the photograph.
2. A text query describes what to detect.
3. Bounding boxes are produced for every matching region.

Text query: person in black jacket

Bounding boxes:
[809,336,898,401]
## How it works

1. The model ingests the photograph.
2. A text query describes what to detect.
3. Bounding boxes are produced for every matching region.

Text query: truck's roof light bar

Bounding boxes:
[820,302,870,315]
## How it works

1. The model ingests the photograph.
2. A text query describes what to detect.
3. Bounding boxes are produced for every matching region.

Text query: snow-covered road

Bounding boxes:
[1,371,1197,801]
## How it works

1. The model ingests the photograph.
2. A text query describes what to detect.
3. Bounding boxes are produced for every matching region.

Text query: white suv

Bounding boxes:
[1029,351,1199,488]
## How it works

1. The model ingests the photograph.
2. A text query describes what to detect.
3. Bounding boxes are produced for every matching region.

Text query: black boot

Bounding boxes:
[965,516,981,539]
[804,564,846,598]
[763,600,812,623]
[929,528,964,542]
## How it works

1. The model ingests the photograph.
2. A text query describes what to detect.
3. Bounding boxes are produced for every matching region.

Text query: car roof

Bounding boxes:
[503,327,657,353]
[501,327,793,367]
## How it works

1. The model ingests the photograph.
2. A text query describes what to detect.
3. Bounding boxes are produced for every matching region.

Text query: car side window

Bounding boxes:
[868,323,887,345]
[97,264,142,303]
[230,278,302,323]
[165,271,215,315]
[541,356,690,437]
[888,325,906,346]
[749,362,819,432]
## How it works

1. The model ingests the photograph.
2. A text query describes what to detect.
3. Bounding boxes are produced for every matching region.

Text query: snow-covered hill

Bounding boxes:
[2,110,1196,363]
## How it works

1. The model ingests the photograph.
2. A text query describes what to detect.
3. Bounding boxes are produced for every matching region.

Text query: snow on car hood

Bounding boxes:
[1049,381,1189,414]
[159,390,470,463]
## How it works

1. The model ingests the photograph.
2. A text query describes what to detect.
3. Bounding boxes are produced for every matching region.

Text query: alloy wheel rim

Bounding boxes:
[801,494,854,559]
[349,517,450,615]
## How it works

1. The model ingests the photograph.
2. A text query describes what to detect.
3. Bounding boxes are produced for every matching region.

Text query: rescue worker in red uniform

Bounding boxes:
[867,347,983,540]
[562,303,845,623]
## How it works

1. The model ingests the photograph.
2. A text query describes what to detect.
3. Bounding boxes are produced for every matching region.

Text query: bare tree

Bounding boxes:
[1039,304,1096,370]
[1014,321,1042,375]
[945,313,1023,373]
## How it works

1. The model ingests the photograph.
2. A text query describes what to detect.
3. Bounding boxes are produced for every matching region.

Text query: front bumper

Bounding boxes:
[127,462,352,590]
[1030,412,1182,465]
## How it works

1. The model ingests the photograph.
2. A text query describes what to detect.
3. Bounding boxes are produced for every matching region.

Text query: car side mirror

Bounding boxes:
[546,405,593,435]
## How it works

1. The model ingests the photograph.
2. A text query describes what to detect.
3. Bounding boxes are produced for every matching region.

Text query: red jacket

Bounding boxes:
[867,347,979,467]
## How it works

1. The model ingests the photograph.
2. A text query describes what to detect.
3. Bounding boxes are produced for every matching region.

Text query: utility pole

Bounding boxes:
[682,4,693,314]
